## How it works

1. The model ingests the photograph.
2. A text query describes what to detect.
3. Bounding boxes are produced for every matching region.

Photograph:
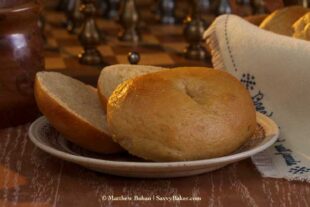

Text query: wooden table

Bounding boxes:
[0,125,309,207]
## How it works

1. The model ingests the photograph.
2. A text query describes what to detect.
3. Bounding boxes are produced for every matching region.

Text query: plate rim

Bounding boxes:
[28,112,279,168]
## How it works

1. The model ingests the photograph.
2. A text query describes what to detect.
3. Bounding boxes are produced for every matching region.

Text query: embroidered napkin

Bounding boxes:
[204,14,310,182]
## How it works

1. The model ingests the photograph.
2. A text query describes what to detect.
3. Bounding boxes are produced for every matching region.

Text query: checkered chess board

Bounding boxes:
[43,3,212,82]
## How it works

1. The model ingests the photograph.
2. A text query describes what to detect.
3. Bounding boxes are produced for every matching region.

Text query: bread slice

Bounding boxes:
[34,72,122,153]
[107,67,256,161]
[97,64,166,108]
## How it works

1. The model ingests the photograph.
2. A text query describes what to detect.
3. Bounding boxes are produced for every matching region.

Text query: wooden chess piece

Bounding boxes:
[159,0,177,24]
[107,0,121,20]
[118,0,141,43]
[38,14,47,43]
[78,0,105,65]
[196,0,211,14]
[302,0,309,8]
[195,0,211,22]
[251,0,267,14]
[217,0,232,15]
[57,0,72,28]
[128,51,140,64]
[183,0,208,60]
[67,0,84,34]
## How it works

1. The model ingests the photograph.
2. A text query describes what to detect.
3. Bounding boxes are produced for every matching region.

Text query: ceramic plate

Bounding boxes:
[28,112,279,178]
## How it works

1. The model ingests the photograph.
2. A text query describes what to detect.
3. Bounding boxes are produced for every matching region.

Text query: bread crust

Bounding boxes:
[293,12,310,40]
[98,86,108,111]
[107,68,256,161]
[34,76,123,154]
[260,6,309,36]
[97,64,165,111]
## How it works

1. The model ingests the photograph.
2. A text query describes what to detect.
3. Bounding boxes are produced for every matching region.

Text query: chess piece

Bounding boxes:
[128,51,140,64]
[107,0,121,20]
[183,0,208,60]
[159,0,177,24]
[38,14,47,43]
[67,0,84,34]
[118,0,141,43]
[78,0,105,65]
[217,0,232,15]
[196,0,211,14]
[251,0,267,14]
[237,0,253,16]
[302,0,309,8]
[195,0,211,21]
[57,0,72,28]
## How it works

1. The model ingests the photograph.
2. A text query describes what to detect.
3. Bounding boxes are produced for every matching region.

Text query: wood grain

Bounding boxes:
[0,126,309,207]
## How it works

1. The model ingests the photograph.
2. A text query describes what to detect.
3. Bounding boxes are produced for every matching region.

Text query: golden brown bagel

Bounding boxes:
[107,67,256,161]
[35,72,122,153]
[260,6,309,36]
[293,12,310,40]
[97,64,166,110]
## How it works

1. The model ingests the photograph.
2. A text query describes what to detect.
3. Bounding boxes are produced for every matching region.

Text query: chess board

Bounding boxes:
[43,3,213,84]
[42,0,283,84]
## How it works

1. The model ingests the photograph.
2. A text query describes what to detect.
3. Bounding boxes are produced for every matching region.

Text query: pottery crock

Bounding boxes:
[0,0,44,128]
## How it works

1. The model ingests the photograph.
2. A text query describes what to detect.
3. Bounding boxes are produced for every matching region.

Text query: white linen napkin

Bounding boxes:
[204,14,310,182]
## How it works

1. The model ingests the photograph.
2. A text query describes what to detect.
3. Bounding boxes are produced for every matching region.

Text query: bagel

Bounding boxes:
[260,6,309,36]
[293,12,310,40]
[97,64,166,109]
[107,67,256,161]
[35,72,122,153]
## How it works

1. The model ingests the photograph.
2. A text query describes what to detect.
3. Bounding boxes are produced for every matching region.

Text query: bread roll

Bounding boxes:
[97,64,166,109]
[35,72,122,153]
[293,12,310,40]
[260,6,309,36]
[107,67,256,161]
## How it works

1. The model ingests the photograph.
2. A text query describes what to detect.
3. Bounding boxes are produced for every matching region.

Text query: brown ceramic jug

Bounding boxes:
[0,0,44,128]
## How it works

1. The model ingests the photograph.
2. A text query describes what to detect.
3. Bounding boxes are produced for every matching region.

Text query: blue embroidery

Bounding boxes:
[240,73,309,176]
[241,73,256,90]
[274,144,310,175]
[239,73,273,116]
[289,166,310,175]
[274,144,300,166]
[252,91,273,117]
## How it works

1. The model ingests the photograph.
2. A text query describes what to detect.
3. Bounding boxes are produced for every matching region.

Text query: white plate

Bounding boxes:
[28,112,279,178]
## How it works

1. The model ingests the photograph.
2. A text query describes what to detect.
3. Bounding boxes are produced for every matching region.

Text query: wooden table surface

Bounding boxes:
[0,125,309,207]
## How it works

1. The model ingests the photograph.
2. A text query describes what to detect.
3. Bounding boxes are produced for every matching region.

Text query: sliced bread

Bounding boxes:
[97,64,166,108]
[34,72,122,153]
